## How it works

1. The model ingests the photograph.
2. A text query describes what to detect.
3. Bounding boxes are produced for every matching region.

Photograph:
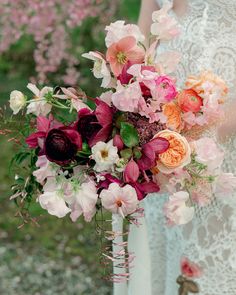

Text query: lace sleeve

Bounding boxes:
[156,0,173,7]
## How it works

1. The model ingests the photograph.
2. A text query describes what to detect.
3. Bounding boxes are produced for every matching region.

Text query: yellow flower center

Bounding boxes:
[101,149,108,159]
[116,52,127,64]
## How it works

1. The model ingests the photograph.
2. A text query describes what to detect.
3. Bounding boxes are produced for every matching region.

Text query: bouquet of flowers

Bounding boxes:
[4,3,236,281]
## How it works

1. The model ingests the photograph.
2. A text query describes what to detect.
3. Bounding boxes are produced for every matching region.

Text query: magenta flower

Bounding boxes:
[76,99,113,147]
[137,137,170,171]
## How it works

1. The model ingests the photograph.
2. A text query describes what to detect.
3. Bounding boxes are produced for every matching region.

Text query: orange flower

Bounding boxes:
[177,89,203,113]
[163,102,183,131]
[106,36,145,77]
[186,71,228,98]
[154,130,191,174]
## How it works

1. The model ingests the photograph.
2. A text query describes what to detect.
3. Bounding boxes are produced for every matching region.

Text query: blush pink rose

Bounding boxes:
[154,75,177,102]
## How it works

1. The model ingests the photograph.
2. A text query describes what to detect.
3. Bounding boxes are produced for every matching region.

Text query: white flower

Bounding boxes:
[38,178,71,218]
[105,20,145,47]
[33,155,59,184]
[9,90,26,114]
[164,191,194,225]
[82,51,111,88]
[26,83,53,116]
[69,180,98,222]
[91,140,119,172]
[100,183,138,218]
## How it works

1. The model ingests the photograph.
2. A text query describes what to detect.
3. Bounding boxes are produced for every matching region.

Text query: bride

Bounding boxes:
[115,0,236,294]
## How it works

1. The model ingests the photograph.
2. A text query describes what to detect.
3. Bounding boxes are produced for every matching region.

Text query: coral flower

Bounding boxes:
[163,102,183,131]
[106,36,145,77]
[177,89,203,113]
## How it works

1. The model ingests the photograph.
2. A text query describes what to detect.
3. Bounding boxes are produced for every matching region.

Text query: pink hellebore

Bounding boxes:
[76,99,113,147]
[106,36,145,77]
[124,159,160,200]
[100,183,138,218]
[181,257,203,278]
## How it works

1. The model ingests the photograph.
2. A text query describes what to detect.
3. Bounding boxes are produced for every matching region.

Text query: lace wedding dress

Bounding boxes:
[120,1,236,295]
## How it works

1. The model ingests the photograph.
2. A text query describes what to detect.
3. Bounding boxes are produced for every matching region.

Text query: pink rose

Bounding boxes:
[154,75,177,103]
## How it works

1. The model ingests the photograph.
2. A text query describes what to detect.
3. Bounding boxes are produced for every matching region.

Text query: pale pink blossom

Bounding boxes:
[100,183,138,218]
[193,137,224,172]
[164,191,194,225]
[214,173,236,198]
[26,83,53,116]
[181,257,203,278]
[99,90,113,107]
[105,21,145,47]
[191,179,213,206]
[127,64,159,82]
[38,178,71,218]
[82,51,111,88]
[155,51,181,74]
[112,81,142,112]
[106,36,145,77]
[69,180,98,222]
[33,155,58,184]
[151,4,180,41]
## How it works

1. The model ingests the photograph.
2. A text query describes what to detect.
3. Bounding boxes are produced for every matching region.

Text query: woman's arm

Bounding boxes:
[138,0,188,39]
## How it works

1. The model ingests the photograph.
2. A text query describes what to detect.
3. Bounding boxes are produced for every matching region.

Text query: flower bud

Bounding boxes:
[10,90,26,114]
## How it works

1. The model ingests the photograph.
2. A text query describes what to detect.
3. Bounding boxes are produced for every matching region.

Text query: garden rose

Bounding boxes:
[45,128,82,164]
[177,89,203,113]
[154,130,191,174]
[9,90,26,114]
[163,102,183,131]
[155,76,177,102]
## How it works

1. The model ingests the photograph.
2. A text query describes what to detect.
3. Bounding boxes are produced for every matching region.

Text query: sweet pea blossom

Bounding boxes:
[106,36,145,77]
[112,81,142,112]
[100,183,138,218]
[151,4,180,41]
[9,90,26,114]
[69,180,98,222]
[33,155,59,184]
[214,173,236,198]
[164,191,194,225]
[82,51,111,88]
[105,20,145,47]
[38,178,71,218]
[91,140,119,172]
[193,137,224,172]
[26,83,53,116]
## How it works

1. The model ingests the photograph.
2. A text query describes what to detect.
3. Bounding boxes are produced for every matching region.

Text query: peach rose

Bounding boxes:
[163,102,183,131]
[177,89,203,113]
[154,130,191,174]
[186,71,228,98]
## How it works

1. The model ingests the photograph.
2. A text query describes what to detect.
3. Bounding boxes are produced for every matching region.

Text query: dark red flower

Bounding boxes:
[76,99,113,147]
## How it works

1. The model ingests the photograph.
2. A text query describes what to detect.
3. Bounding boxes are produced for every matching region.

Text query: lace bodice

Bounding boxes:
[144,1,236,294]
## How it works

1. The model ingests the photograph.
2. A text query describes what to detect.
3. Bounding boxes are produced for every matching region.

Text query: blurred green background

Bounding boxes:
[0,1,140,294]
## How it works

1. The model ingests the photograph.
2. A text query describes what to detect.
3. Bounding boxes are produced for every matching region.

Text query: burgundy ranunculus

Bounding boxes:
[26,116,82,165]
[45,128,82,164]
[76,99,113,147]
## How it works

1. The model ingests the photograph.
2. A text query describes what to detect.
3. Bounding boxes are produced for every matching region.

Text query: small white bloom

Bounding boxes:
[99,90,113,106]
[82,51,111,88]
[33,155,59,184]
[26,83,53,116]
[9,90,26,114]
[164,191,194,225]
[38,178,71,218]
[91,140,119,172]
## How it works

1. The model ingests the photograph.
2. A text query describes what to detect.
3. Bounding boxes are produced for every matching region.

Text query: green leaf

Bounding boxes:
[120,148,133,160]
[120,122,139,148]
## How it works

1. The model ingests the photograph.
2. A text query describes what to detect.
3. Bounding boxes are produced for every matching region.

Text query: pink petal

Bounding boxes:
[26,131,46,148]
[124,159,140,183]
[95,99,113,126]
[88,124,112,147]
[37,116,50,133]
